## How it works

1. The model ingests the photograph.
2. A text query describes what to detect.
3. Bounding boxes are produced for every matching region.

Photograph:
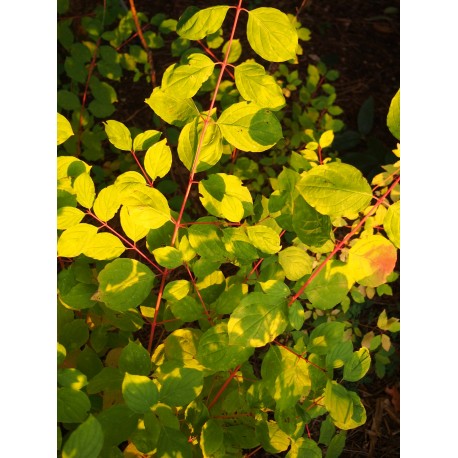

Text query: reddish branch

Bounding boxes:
[147,0,245,355]
[288,175,401,306]
[86,209,163,274]
[207,364,242,410]
[128,0,156,87]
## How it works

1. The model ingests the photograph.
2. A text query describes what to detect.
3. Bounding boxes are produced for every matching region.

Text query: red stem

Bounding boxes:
[77,37,101,157]
[288,175,400,306]
[273,340,327,372]
[86,210,163,273]
[170,0,244,247]
[184,264,214,325]
[130,150,154,187]
[148,268,169,353]
[207,364,242,410]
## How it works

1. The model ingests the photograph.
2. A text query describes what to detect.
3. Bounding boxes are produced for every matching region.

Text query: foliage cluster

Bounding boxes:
[57,1,400,456]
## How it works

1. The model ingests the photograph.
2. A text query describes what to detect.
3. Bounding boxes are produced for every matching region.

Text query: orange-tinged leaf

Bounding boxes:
[347,235,397,287]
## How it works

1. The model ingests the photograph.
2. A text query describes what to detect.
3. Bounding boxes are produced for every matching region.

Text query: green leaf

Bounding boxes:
[326,431,347,458]
[164,328,201,363]
[103,119,132,151]
[197,322,254,371]
[188,218,228,262]
[287,438,322,458]
[217,101,283,152]
[261,345,311,410]
[228,292,288,347]
[144,139,172,181]
[343,347,371,382]
[62,415,103,458]
[278,246,313,281]
[57,387,91,423]
[57,223,98,258]
[83,232,125,260]
[145,86,199,127]
[57,368,88,390]
[86,367,123,394]
[59,282,98,310]
[133,130,162,151]
[97,405,140,447]
[57,342,67,366]
[297,162,372,218]
[122,373,159,413]
[292,196,332,247]
[121,185,171,229]
[201,419,224,456]
[93,185,121,222]
[98,258,156,312]
[57,113,74,145]
[119,205,149,243]
[118,340,152,376]
[325,381,366,430]
[57,207,85,230]
[234,62,285,110]
[357,96,375,136]
[387,89,400,140]
[162,53,215,98]
[308,322,346,356]
[198,173,253,222]
[256,420,290,454]
[346,235,397,287]
[157,361,204,407]
[305,260,354,310]
[59,319,89,352]
[178,116,223,172]
[157,426,192,458]
[318,416,335,446]
[246,225,281,254]
[247,8,298,62]
[176,6,230,40]
[384,200,400,248]
[288,300,305,330]
[153,246,183,269]
[73,172,96,209]
[222,227,259,265]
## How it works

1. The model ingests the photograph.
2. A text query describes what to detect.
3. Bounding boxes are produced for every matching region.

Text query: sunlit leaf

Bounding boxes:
[384,200,400,248]
[246,225,281,254]
[387,89,400,140]
[57,206,85,230]
[93,185,121,222]
[145,86,200,127]
[234,62,285,110]
[62,415,103,458]
[83,232,125,260]
[217,101,282,152]
[98,258,156,312]
[247,8,298,62]
[176,6,230,40]
[122,373,159,413]
[296,162,372,218]
[347,235,397,287]
[73,172,96,209]
[57,113,74,145]
[162,53,215,98]
[343,347,371,382]
[144,139,172,181]
[103,119,132,151]
[57,223,98,258]
[228,292,288,347]
[178,116,223,172]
